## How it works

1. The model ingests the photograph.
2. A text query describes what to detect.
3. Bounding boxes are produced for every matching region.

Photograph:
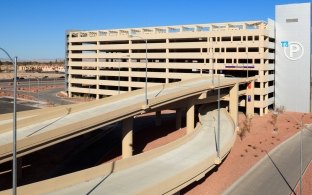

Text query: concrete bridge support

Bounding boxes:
[229,83,238,127]
[122,117,133,159]
[155,110,162,126]
[246,81,255,117]
[17,157,23,183]
[175,108,182,130]
[186,100,195,134]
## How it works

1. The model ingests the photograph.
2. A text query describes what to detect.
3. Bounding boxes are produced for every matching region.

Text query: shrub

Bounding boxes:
[237,115,252,140]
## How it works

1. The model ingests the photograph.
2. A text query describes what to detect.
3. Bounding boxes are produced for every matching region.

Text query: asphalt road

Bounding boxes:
[223,127,312,195]
[0,80,70,114]
[0,98,38,114]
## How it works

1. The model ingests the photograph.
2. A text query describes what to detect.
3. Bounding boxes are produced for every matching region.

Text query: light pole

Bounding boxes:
[300,121,303,195]
[217,69,221,159]
[284,113,304,195]
[37,78,40,107]
[246,50,249,80]
[211,40,215,85]
[0,48,17,195]
[129,35,148,106]
[118,55,130,95]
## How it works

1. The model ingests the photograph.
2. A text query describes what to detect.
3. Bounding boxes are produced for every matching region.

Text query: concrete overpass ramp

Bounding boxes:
[0,76,247,164]
[1,106,235,195]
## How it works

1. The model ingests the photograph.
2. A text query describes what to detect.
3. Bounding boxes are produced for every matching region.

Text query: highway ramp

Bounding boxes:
[0,76,241,164]
[1,106,236,195]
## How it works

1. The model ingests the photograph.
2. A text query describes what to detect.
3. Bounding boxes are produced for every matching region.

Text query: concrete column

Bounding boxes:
[246,80,255,117]
[155,110,162,126]
[165,67,169,83]
[264,107,269,115]
[17,157,22,182]
[186,100,195,134]
[96,74,100,100]
[260,108,264,116]
[175,108,182,130]
[122,117,133,159]
[229,83,238,127]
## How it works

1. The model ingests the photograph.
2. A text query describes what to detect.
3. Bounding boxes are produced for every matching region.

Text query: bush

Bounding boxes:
[270,106,285,133]
[238,115,252,140]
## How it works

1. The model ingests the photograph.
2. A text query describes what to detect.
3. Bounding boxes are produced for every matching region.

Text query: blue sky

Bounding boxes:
[0,0,309,60]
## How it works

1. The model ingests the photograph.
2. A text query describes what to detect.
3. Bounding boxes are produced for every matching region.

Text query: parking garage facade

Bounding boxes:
[65,20,275,116]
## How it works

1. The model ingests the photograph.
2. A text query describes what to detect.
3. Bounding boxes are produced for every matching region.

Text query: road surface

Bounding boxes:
[223,126,312,195]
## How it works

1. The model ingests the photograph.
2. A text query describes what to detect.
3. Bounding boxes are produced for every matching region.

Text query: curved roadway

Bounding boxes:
[1,107,236,195]
[0,76,252,194]
[0,76,244,164]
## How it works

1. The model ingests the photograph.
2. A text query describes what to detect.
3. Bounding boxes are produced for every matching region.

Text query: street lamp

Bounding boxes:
[300,121,303,195]
[210,39,221,160]
[245,48,249,80]
[0,48,18,195]
[211,41,215,85]
[217,69,221,160]
[284,113,304,195]
[118,55,130,94]
[129,35,148,106]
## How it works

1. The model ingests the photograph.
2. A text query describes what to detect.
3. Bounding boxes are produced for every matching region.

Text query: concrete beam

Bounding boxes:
[122,117,133,159]
[229,83,239,127]
[175,108,182,130]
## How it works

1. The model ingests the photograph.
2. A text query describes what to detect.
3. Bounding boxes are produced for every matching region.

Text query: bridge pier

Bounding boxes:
[175,108,182,130]
[17,157,23,183]
[246,81,255,117]
[229,83,238,127]
[122,117,133,159]
[186,100,195,134]
[155,110,162,126]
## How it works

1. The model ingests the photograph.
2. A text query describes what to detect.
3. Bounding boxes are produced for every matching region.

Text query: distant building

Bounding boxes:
[65,2,312,115]
[0,63,64,73]
[65,21,274,116]
[18,64,65,73]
